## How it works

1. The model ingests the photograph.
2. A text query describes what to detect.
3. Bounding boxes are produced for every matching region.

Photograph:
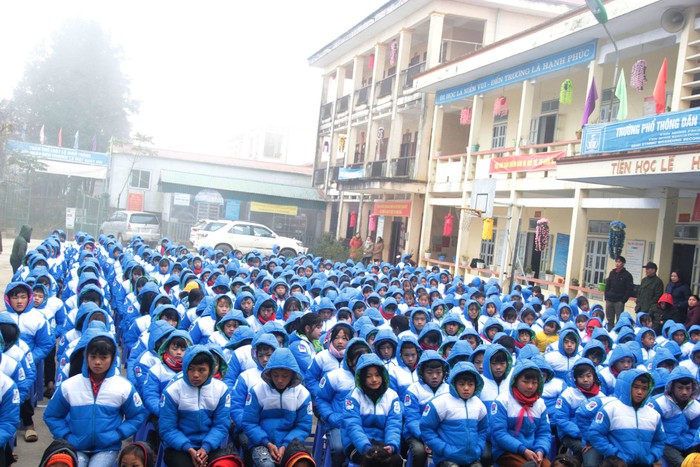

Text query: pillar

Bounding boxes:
[501,191,522,282]
[515,80,535,152]
[336,192,346,238]
[426,13,445,68]
[405,193,424,259]
[564,187,589,287]
[346,55,366,165]
[365,43,387,163]
[653,188,679,278]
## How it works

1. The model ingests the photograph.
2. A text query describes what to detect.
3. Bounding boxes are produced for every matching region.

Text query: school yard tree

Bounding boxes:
[10,18,137,152]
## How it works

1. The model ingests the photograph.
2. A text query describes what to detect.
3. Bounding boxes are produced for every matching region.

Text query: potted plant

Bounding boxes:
[575,127,582,140]
[424,248,432,259]
[571,278,580,286]
[471,142,480,152]
[598,282,606,292]
[544,269,554,282]
[524,266,534,278]
[460,255,469,267]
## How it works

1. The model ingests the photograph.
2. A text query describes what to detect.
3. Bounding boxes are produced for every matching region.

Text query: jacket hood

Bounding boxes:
[4,282,34,314]
[39,439,78,467]
[226,326,255,350]
[446,340,474,366]
[668,323,689,345]
[462,328,483,346]
[343,337,372,372]
[483,316,504,335]
[416,350,448,384]
[354,353,390,394]
[397,335,422,369]
[79,305,110,332]
[482,344,513,381]
[158,329,193,359]
[210,294,233,321]
[261,321,290,347]
[151,304,181,327]
[591,327,613,351]
[608,343,635,368]
[31,283,49,309]
[253,295,277,319]
[635,327,656,345]
[0,313,21,349]
[19,225,32,242]
[408,307,432,335]
[665,366,700,399]
[441,312,465,334]
[418,322,443,347]
[582,339,607,361]
[148,293,171,316]
[216,309,248,333]
[567,357,601,387]
[557,302,573,322]
[558,327,580,356]
[509,359,544,397]
[81,331,119,377]
[615,327,636,344]
[515,323,536,344]
[531,355,555,383]
[137,282,161,303]
[447,362,483,398]
[635,312,651,327]
[518,344,541,360]
[615,368,654,406]
[148,320,176,352]
[482,297,500,316]
[262,348,303,388]
[372,329,398,356]
[650,347,677,370]
[234,291,255,310]
[182,345,216,387]
[251,333,280,370]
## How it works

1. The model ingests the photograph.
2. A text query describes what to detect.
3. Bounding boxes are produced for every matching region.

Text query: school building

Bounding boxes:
[311,0,700,299]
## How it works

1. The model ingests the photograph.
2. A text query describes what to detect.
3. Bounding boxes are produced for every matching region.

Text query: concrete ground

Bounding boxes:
[1,237,52,466]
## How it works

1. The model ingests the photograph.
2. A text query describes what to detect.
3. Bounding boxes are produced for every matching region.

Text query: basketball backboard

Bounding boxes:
[470,178,496,218]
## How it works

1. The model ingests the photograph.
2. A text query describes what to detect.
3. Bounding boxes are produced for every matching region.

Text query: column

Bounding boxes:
[336,192,346,238]
[346,55,366,165]
[466,95,483,179]
[564,187,589,287]
[426,13,445,68]
[653,188,679,278]
[392,28,414,116]
[515,80,535,152]
[405,193,425,261]
[365,44,387,163]
[671,6,700,111]
[500,190,522,283]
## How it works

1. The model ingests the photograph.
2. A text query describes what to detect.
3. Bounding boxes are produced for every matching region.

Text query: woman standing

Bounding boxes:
[349,232,363,262]
[362,236,374,266]
[666,270,692,322]
[372,236,384,262]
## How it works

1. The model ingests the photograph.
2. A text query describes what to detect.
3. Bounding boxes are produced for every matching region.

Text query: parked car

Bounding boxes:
[99,210,161,245]
[189,219,210,245]
[192,220,306,257]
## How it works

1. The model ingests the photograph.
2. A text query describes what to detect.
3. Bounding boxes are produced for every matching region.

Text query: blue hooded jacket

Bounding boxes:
[420,362,488,465]
[241,347,312,447]
[128,320,175,393]
[44,331,145,452]
[479,344,513,406]
[4,282,54,363]
[544,327,581,379]
[588,369,666,464]
[159,345,231,452]
[551,358,602,440]
[0,344,20,447]
[402,350,449,441]
[651,366,700,450]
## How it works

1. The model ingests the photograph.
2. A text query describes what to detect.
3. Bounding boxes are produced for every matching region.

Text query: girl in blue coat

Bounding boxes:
[342,353,403,467]
[241,348,312,467]
[44,331,145,467]
[420,362,488,466]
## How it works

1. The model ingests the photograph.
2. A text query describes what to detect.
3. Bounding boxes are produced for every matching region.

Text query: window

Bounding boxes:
[674,225,699,240]
[541,99,560,114]
[230,224,251,235]
[129,169,151,189]
[253,226,274,237]
[203,222,228,232]
[588,220,611,236]
[599,88,620,123]
[584,238,608,289]
[129,213,159,225]
[492,120,507,149]
[480,219,498,265]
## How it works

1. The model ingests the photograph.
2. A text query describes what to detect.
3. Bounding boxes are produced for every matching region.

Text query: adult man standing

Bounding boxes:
[605,255,634,329]
[635,262,664,314]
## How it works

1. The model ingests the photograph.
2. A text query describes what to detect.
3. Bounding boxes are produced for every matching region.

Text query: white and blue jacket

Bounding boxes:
[403,350,449,441]
[552,358,604,440]
[651,366,700,451]
[4,282,54,362]
[0,349,20,447]
[305,348,343,398]
[420,362,488,465]
[240,348,312,447]
[544,327,581,380]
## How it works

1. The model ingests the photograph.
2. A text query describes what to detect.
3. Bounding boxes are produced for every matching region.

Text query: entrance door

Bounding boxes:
[530,114,557,152]
[672,244,696,287]
[584,238,608,288]
[527,232,542,278]
[389,219,403,263]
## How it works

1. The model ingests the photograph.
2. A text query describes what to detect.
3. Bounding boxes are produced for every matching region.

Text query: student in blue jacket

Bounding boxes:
[0,344,20,466]
[159,345,231,467]
[588,369,665,466]
[342,353,403,467]
[420,362,488,466]
[241,348,312,467]
[44,331,145,467]
[489,359,552,467]
[651,366,700,466]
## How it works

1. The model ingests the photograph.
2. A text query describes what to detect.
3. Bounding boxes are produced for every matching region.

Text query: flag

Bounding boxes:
[615,69,628,120]
[58,128,63,147]
[92,134,97,151]
[74,130,80,149]
[582,77,598,125]
[654,58,667,114]
[39,125,45,144]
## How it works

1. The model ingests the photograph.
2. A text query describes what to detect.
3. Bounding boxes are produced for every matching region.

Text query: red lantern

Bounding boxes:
[368,214,378,231]
[349,211,357,228]
[443,213,454,237]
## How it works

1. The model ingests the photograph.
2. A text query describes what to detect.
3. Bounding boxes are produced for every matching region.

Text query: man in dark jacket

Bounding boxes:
[605,255,634,330]
[9,224,31,273]
[635,262,664,313]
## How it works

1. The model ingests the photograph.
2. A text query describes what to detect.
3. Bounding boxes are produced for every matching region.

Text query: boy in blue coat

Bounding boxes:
[420,362,488,466]
[479,344,513,407]
[342,353,403,467]
[544,326,581,380]
[44,331,145,467]
[588,369,665,466]
[651,366,700,466]
[241,348,312,467]
[489,359,552,467]
[159,345,231,467]
[0,345,20,466]
[403,350,449,466]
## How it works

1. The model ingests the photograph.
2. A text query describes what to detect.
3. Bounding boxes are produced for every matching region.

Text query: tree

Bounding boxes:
[114,132,157,208]
[11,19,137,152]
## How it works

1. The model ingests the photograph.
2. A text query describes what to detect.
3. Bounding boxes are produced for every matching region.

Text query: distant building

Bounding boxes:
[227,126,315,164]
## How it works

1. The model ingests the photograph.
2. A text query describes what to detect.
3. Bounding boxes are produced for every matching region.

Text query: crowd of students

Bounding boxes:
[3,229,700,467]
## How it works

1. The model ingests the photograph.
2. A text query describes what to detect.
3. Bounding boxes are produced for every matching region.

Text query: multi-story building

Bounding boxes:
[309,0,581,262]
[414,0,700,297]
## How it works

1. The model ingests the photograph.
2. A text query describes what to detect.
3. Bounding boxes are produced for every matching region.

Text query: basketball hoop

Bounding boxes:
[457,207,483,231]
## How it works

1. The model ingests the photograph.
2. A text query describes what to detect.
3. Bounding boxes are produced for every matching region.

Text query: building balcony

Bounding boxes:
[354,85,370,108]
[336,94,350,115]
[320,102,333,122]
[376,75,395,99]
[402,62,425,90]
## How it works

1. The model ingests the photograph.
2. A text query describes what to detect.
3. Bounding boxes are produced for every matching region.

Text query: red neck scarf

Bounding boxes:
[577,382,600,398]
[610,365,622,378]
[512,387,539,435]
[257,313,276,325]
[89,373,105,398]
[163,353,183,372]
[380,309,395,321]
[420,342,439,351]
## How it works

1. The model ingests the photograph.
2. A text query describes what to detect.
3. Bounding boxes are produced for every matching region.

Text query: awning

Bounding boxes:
[158,169,326,209]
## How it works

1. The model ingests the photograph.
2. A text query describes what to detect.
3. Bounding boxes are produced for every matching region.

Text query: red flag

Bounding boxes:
[653,58,667,114]
[58,128,63,147]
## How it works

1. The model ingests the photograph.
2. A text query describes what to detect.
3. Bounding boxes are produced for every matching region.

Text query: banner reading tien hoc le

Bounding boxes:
[490,151,565,174]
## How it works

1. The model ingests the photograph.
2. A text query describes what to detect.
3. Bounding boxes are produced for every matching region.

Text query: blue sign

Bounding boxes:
[225,199,241,220]
[581,107,700,155]
[338,167,365,180]
[5,139,109,167]
[552,233,570,278]
[436,41,597,105]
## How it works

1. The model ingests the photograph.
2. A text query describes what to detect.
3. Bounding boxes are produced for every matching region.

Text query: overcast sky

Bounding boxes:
[0,1,385,161]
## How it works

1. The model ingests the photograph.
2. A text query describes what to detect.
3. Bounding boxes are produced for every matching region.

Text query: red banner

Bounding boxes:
[373,201,412,217]
[489,151,565,174]
[693,193,700,222]
[128,192,144,211]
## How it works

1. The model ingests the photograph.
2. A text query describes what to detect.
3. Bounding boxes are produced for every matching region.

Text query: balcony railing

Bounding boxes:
[400,141,417,159]
[336,95,349,114]
[354,144,366,164]
[377,75,395,99]
[368,160,386,178]
[320,102,333,121]
[313,167,327,186]
[354,86,370,107]
[391,156,415,178]
[402,62,425,89]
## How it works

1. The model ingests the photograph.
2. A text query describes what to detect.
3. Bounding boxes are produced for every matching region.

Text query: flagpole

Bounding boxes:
[601,23,619,122]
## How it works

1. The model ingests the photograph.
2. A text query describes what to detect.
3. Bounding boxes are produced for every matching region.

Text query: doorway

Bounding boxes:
[671,244,696,287]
